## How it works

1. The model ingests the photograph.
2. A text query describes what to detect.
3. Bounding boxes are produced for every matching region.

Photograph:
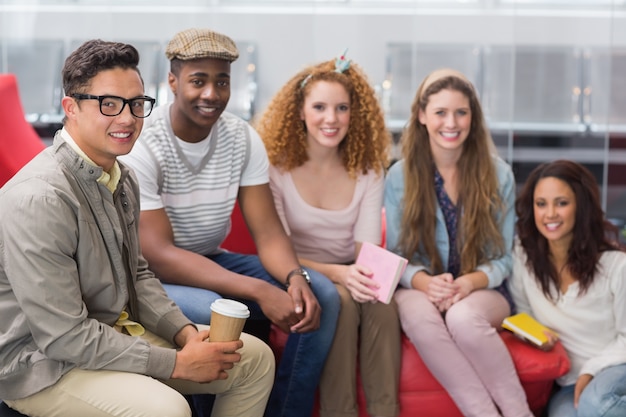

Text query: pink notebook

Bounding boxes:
[356,241,408,304]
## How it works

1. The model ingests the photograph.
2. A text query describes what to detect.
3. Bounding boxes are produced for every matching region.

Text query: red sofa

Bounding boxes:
[222,203,570,417]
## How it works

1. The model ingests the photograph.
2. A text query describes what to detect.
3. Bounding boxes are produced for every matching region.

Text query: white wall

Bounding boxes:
[1,3,625,111]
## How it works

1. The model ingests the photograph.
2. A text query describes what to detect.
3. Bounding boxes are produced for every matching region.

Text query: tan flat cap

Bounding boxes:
[165,28,239,62]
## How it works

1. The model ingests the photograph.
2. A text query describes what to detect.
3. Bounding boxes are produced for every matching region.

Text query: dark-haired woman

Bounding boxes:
[511,159,626,417]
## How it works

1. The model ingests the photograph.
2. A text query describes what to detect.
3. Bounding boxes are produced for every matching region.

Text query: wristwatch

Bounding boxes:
[285,267,311,288]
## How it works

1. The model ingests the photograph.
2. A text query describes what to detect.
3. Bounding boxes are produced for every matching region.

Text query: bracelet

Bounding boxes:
[285,267,311,288]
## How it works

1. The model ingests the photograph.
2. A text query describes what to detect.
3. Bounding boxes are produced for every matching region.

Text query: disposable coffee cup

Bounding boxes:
[209,299,250,342]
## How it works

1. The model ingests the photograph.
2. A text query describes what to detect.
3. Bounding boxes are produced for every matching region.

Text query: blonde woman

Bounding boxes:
[384,68,533,417]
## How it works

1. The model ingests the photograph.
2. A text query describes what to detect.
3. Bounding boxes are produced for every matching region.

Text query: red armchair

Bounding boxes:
[222,203,570,417]
[0,73,46,187]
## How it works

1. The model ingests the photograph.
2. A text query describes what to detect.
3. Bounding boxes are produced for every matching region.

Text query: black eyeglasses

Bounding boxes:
[71,93,156,118]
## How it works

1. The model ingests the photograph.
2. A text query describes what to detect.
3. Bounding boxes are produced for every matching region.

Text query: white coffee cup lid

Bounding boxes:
[210,299,250,319]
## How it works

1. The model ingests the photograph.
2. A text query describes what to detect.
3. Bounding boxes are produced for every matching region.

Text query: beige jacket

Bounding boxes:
[0,133,192,400]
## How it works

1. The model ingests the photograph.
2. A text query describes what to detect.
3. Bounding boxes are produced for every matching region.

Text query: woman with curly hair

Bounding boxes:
[384,68,533,417]
[255,53,400,417]
[511,160,626,417]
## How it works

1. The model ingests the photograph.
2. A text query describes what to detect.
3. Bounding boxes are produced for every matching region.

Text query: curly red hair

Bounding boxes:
[255,59,390,177]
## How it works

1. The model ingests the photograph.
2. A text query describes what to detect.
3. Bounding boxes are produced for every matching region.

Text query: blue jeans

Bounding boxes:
[548,364,626,417]
[163,252,340,417]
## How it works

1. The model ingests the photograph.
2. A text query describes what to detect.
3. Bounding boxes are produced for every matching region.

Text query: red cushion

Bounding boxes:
[501,331,570,415]
[397,331,569,416]
[501,330,570,382]
[0,74,46,187]
[221,201,257,255]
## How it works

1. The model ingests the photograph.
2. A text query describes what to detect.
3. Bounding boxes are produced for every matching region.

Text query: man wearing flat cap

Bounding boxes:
[1,38,274,417]
[121,28,340,417]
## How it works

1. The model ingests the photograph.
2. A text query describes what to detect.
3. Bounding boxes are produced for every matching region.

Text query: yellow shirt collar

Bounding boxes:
[60,128,121,193]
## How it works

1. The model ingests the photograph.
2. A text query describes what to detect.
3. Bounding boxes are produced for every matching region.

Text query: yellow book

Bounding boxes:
[502,312,557,347]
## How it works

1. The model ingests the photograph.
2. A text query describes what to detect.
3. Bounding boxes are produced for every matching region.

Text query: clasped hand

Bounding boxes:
[258,278,321,334]
[426,273,472,312]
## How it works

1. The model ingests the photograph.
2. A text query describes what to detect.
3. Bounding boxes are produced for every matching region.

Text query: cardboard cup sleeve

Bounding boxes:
[209,299,250,342]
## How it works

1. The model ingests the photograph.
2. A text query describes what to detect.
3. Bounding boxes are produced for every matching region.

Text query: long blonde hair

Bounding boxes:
[255,59,390,177]
[399,69,504,274]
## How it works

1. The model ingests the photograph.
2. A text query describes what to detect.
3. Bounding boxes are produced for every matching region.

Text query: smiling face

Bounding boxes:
[300,80,351,151]
[418,88,471,158]
[533,176,577,250]
[62,67,145,172]
[168,57,231,142]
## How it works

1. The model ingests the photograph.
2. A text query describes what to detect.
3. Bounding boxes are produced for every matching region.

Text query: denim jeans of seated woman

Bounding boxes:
[162,251,340,417]
[548,363,626,417]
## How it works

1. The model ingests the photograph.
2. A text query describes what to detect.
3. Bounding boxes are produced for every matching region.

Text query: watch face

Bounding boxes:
[286,268,311,287]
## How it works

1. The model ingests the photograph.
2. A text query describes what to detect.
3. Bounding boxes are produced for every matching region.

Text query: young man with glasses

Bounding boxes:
[0,39,274,417]
[120,28,340,417]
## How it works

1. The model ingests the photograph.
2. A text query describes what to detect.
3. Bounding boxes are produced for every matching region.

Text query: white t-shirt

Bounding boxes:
[120,103,268,256]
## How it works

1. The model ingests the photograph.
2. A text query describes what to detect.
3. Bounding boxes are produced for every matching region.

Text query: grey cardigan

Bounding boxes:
[0,133,192,400]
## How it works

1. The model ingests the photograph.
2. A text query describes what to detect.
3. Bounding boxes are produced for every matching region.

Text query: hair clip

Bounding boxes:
[334,48,351,74]
[300,74,312,89]
[301,48,351,89]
